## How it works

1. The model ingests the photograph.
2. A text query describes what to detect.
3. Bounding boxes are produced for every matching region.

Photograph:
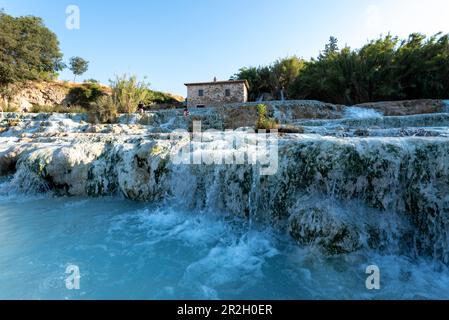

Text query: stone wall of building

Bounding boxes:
[186,82,248,108]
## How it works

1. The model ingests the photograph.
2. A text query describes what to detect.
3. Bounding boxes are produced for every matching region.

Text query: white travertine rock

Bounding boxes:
[1,111,449,264]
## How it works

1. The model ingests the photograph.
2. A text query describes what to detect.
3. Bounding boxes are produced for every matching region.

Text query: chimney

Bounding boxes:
[213,77,217,82]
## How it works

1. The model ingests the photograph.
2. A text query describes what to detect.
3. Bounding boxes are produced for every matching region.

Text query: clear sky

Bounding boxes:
[1,0,449,96]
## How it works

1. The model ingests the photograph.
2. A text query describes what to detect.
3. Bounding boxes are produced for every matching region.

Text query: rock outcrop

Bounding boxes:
[355,99,445,116]
[1,81,72,111]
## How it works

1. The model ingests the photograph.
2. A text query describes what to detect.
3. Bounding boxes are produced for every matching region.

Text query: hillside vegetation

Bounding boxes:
[0,79,183,115]
[233,34,449,105]
[0,10,182,114]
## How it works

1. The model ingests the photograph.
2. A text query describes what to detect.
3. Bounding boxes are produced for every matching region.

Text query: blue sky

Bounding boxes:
[1,0,449,96]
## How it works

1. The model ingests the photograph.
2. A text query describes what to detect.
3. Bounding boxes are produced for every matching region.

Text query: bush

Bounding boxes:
[256,104,278,131]
[88,95,117,124]
[67,83,106,108]
[232,57,305,101]
[111,74,149,114]
[144,90,181,106]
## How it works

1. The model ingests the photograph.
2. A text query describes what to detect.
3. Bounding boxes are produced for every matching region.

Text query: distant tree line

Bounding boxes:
[232,34,449,105]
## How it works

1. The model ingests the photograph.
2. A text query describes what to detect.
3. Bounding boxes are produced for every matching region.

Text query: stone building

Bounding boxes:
[185,79,249,108]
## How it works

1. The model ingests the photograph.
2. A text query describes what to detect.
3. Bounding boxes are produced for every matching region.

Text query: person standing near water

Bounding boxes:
[183,106,190,117]
[137,102,145,114]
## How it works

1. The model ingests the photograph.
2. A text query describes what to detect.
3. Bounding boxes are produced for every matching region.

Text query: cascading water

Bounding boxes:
[1,101,449,299]
[343,107,384,119]
[1,187,448,299]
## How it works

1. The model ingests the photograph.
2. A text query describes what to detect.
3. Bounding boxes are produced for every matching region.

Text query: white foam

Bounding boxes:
[181,231,279,296]
[344,107,384,119]
[1,196,449,299]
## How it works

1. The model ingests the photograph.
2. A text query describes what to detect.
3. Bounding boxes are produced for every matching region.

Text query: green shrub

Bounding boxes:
[144,89,180,106]
[111,74,149,114]
[88,95,117,124]
[256,104,278,131]
[67,83,106,108]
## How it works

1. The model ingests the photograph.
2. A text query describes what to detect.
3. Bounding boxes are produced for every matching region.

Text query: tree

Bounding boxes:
[232,66,271,101]
[289,33,449,104]
[234,33,449,104]
[232,57,305,101]
[321,36,339,59]
[272,57,305,99]
[69,57,89,82]
[0,11,64,84]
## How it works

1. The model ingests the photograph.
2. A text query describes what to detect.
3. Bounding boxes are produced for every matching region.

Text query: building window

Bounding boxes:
[225,89,231,97]
[198,89,204,97]
[196,105,205,108]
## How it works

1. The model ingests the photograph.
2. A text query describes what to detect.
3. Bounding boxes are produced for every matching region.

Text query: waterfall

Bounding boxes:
[2,109,449,264]
[4,133,448,264]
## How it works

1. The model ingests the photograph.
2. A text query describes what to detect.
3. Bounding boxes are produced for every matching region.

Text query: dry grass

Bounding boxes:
[1,104,19,113]
[31,104,86,114]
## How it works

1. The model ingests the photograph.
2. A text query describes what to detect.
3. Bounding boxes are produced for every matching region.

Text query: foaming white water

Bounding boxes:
[0,177,49,202]
[344,107,384,119]
[0,193,448,300]
[181,231,279,298]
